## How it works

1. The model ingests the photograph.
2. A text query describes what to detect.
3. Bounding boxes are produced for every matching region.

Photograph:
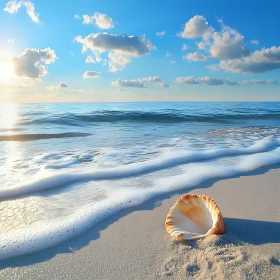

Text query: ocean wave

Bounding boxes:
[17,111,280,126]
[1,146,280,260]
[0,132,91,142]
[0,137,278,200]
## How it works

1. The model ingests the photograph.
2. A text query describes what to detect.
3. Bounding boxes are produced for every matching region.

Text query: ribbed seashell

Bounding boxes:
[165,194,226,241]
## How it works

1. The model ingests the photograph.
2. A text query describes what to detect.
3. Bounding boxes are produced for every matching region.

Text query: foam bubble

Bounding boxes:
[0,137,278,200]
[1,144,280,260]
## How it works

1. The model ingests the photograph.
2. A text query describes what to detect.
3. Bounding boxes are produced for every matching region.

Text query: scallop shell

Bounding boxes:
[165,194,226,241]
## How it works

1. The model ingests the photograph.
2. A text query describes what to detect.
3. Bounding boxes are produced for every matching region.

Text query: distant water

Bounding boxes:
[1,102,280,259]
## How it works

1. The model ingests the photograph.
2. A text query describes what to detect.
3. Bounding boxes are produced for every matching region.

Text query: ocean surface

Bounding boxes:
[1,102,280,260]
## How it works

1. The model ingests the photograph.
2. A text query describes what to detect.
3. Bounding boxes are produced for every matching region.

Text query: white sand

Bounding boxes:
[0,168,280,279]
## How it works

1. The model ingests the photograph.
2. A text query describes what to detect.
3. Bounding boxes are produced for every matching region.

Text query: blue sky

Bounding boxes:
[0,0,280,102]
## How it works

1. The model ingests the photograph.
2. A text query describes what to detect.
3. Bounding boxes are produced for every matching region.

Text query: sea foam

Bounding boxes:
[0,140,280,260]
[0,137,278,200]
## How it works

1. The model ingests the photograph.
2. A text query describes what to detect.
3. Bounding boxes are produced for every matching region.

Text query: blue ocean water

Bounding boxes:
[0,102,280,259]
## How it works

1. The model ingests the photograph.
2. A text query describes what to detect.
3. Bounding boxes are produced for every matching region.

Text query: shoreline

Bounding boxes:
[1,166,280,279]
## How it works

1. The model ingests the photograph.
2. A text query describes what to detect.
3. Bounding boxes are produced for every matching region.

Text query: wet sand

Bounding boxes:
[0,167,280,279]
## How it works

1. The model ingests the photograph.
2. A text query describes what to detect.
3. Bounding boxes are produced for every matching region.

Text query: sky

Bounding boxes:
[0,0,280,102]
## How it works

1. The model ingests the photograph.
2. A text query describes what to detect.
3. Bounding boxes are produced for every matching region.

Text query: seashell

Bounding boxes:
[165,194,226,241]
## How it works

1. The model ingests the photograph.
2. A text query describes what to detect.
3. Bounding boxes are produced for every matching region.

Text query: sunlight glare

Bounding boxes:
[0,103,19,129]
[0,58,15,85]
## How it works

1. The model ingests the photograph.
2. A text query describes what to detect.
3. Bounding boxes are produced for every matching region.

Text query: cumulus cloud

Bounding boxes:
[76,33,154,56]
[224,79,239,85]
[83,71,101,79]
[219,46,280,73]
[175,76,199,84]
[184,52,208,61]
[178,15,213,39]
[47,82,69,91]
[85,53,102,64]
[112,76,162,88]
[207,64,220,71]
[112,79,146,88]
[159,82,169,87]
[4,0,39,23]
[177,15,280,74]
[175,76,239,86]
[156,31,166,37]
[85,55,95,63]
[83,12,114,29]
[58,82,68,88]
[76,33,155,72]
[197,41,207,50]
[198,76,224,85]
[242,79,277,84]
[210,24,250,59]
[139,76,161,82]
[13,48,57,79]
[108,52,132,72]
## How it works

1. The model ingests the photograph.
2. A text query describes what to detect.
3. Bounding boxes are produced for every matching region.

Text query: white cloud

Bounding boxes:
[177,15,280,75]
[223,79,239,86]
[4,0,39,23]
[206,64,220,71]
[197,41,207,50]
[219,46,280,73]
[59,82,68,88]
[178,16,256,70]
[182,43,188,50]
[76,33,154,56]
[47,82,69,91]
[175,76,239,86]
[198,76,224,85]
[85,52,102,64]
[8,38,15,43]
[112,79,146,88]
[76,33,155,72]
[13,48,57,79]
[170,60,176,64]
[159,82,169,87]
[139,76,161,82]
[210,24,250,59]
[175,76,199,84]
[83,71,101,79]
[156,31,166,37]
[165,51,172,57]
[85,55,95,63]
[83,12,114,29]
[184,52,208,61]
[250,40,259,45]
[108,52,131,72]
[242,79,277,84]
[178,15,213,39]
[112,76,162,88]
[74,14,80,19]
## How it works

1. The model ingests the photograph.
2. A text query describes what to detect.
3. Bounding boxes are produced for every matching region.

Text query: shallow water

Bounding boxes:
[0,102,280,259]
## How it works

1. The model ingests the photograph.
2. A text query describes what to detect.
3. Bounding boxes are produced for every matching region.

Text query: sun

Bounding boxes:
[0,58,15,85]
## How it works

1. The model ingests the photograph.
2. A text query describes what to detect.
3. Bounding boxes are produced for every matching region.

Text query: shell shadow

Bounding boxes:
[224,218,280,245]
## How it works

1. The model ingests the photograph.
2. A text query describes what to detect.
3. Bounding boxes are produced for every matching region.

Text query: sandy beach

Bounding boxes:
[0,166,279,279]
